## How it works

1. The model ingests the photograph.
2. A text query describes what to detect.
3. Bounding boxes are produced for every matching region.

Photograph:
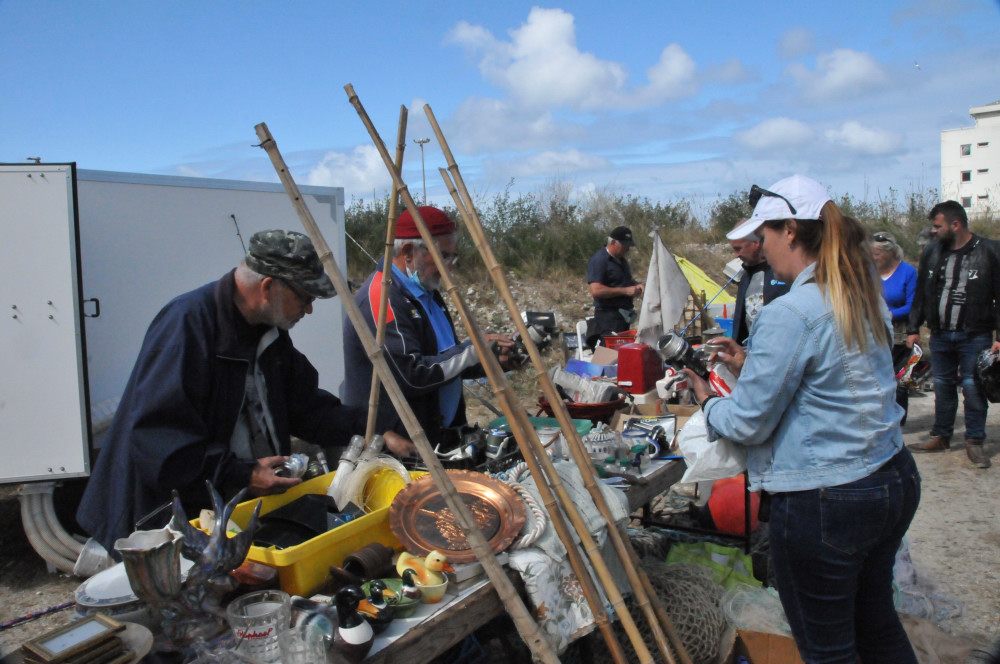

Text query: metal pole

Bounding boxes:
[414,138,430,203]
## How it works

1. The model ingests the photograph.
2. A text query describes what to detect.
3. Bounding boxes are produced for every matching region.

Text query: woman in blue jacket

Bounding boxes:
[872,231,918,423]
[687,175,920,663]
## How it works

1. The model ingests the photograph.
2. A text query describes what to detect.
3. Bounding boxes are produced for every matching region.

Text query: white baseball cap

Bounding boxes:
[728,174,831,240]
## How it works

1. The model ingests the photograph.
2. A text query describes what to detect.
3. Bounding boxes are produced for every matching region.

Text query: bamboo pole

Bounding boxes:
[427,105,693,664]
[365,105,408,442]
[252,121,560,664]
[342,85,637,664]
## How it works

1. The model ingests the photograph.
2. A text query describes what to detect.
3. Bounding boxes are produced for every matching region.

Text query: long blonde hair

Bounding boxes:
[766,201,890,350]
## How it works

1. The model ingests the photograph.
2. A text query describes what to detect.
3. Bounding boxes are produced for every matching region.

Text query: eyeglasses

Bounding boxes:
[749,184,797,215]
[419,244,459,266]
[279,278,315,308]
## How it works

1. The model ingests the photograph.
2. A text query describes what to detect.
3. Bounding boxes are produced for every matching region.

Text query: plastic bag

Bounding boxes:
[677,409,747,483]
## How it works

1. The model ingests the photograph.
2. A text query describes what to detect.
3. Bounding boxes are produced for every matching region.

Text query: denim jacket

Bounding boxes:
[704,264,903,492]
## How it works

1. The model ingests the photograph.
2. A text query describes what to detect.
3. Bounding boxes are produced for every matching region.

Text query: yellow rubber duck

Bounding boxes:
[395,550,455,586]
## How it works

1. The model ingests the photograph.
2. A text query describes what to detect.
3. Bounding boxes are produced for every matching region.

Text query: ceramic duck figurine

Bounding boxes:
[332,585,374,663]
[400,568,422,602]
[356,579,396,634]
[395,550,455,586]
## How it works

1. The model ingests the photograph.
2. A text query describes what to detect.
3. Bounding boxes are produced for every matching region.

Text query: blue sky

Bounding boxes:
[2,1,998,217]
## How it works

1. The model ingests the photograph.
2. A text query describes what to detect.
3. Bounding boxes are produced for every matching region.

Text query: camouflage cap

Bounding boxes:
[245,230,336,299]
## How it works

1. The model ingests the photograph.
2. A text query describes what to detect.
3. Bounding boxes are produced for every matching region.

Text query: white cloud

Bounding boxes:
[503,149,610,177]
[305,145,391,197]
[705,57,754,85]
[734,117,816,149]
[785,49,888,100]
[448,8,699,111]
[448,96,580,154]
[824,121,903,155]
[449,8,626,110]
[777,27,815,59]
[634,44,698,103]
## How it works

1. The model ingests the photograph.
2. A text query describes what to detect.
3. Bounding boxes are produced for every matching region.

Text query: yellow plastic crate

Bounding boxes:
[200,470,423,597]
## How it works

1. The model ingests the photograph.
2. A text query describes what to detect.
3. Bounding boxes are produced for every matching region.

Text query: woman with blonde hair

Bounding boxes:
[871,231,919,422]
[687,175,920,663]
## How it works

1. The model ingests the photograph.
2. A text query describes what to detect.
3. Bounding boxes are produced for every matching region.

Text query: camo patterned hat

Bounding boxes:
[245,230,336,299]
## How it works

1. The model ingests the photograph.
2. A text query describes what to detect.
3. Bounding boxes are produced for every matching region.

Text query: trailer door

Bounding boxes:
[0,163,91,482]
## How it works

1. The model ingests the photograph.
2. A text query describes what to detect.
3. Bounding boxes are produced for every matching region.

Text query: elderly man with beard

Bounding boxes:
[77,230,412,555]
[907,201,1000,468]
[343,206,513,441]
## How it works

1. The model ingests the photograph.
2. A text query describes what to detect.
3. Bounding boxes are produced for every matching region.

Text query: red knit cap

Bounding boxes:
[395,206,456,239]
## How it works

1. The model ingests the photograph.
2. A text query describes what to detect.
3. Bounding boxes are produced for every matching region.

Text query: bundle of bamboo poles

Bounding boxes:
[252,82,693,664]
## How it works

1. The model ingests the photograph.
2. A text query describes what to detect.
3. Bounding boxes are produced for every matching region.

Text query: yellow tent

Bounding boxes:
[675,256,735,304]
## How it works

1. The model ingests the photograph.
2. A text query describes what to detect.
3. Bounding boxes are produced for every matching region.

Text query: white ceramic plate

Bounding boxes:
[75,557,195,609]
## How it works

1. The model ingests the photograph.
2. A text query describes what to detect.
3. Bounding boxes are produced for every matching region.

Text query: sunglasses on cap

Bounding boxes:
[748,184,797,216]
[871,232,893,242]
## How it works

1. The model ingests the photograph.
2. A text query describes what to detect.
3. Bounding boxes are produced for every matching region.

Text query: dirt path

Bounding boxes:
[1,390,998,659]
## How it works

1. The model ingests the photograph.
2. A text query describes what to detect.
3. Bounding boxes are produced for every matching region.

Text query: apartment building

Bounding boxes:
[941,99,999,216]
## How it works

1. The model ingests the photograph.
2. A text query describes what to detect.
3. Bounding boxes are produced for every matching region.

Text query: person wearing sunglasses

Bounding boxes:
[687,175,920,663]
[906,200,1000,468]
[343,206,514,443]
[78,230,412,557]
[870,232,918,424]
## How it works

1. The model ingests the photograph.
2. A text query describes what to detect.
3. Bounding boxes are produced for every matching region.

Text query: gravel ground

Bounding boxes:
[1,390,998,661]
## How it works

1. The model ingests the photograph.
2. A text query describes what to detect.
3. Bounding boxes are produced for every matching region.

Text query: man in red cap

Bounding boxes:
[343,206,513,442]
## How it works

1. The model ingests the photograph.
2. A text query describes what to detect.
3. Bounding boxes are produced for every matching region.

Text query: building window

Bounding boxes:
[961,144,971,156]
[961,197,973,207]
[979,168,990,174]
[977,142,989,147]
[979,194,990,200]
[961,171,972,182]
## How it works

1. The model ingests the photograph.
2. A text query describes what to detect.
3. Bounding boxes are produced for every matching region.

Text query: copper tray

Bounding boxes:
[388,470,526,563]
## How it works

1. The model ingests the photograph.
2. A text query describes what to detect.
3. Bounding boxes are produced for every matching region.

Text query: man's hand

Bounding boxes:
[384,431,418,457]
[486,333,516,370]
[631,284,644,297]
[704,337,746,378]
[906,334,919,349]
[992,340,1000,354]
[248,456,302,497]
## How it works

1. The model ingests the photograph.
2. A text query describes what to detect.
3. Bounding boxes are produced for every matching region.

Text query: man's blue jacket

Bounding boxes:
[77,270,363,553]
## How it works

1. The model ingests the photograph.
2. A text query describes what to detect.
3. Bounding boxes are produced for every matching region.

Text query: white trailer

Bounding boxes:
[0,163,347,572]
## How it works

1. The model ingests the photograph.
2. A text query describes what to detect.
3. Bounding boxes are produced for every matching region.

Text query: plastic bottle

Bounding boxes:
[359,434,385,462]
[327,435,366,507]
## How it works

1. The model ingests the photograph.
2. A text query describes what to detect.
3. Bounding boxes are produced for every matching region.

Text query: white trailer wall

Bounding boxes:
[78,169,348,421]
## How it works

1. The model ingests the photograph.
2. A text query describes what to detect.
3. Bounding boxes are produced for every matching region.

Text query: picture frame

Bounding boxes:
[21,614,125,664]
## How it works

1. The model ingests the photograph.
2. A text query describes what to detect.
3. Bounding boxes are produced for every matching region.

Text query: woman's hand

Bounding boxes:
[705,337,746,377]
[682,369,717,405]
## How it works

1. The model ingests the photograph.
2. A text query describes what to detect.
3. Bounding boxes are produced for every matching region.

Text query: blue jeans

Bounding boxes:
[769,449,921,664]
[929,330,993,440]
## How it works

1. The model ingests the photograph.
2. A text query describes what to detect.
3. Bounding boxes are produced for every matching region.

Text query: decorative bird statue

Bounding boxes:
[399,568,422,602]
[332,585,374,663]
[356,579,396,634]
[395,550,454,586]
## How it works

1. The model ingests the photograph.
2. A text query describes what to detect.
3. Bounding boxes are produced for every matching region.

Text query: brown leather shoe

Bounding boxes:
[908,435,950,452]
[966,441,991,469]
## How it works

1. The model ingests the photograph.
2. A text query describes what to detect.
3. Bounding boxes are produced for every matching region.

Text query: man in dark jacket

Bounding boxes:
[586,226,644,347]
[726,218,789,344]
[906,201,1000,468]
[77,230,413,554]
[343,207,512,441]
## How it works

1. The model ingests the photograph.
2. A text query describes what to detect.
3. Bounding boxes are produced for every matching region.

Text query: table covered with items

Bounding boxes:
[8,402,694,664]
